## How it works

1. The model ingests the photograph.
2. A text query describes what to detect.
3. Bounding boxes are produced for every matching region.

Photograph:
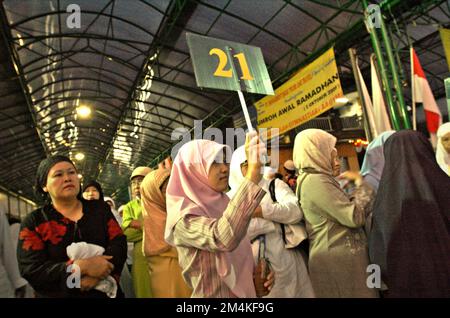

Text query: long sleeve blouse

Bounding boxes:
[17,200,127,298]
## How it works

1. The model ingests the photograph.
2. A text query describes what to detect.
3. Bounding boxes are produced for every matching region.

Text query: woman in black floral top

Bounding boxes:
[17,155,127,298]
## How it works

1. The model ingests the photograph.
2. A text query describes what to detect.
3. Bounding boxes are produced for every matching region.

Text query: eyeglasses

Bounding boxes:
[131,178,143,186]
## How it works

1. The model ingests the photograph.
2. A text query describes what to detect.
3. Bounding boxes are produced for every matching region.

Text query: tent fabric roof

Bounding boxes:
[0,0,448,204]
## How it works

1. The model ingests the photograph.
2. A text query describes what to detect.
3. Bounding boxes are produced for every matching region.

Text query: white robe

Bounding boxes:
[246,179,314,298]
[0,211,27,297]
[228,146,315,298]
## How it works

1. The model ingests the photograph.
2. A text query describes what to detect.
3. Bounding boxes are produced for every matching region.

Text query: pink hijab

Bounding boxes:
[165,139,256,298]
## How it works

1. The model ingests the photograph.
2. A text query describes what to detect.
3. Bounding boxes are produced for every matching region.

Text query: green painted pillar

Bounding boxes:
[378,9,411,129]
[362,0,401,130]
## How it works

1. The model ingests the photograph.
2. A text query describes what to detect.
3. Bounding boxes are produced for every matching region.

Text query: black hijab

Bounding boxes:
[82,180,105,201]
[369,130,450,297]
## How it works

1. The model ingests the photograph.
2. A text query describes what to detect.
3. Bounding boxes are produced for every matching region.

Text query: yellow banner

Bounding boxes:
[440,28,450,71]
[255,47,343,136]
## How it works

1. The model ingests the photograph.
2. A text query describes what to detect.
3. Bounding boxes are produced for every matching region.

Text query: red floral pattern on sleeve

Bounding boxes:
[36,220,67,245]
[107,218,123,240]
[19,228,45,251]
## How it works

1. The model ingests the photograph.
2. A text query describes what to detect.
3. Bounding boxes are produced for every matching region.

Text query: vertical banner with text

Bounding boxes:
[255,47,343,136]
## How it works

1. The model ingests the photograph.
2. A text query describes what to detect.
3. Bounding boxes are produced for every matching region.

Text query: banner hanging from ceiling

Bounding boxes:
[255,47,343,136]
[440,28,450,71]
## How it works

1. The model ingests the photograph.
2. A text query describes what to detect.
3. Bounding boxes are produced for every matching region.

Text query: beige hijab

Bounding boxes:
[436,122,450,176]
[140,169,172,256]
[293,129,337,175]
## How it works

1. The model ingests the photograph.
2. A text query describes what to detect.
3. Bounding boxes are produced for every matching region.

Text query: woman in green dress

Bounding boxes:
[293,129,378,298]
[122,166,153,298]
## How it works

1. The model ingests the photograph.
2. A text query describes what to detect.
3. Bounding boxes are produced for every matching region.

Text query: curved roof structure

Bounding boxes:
[0,0,448,204]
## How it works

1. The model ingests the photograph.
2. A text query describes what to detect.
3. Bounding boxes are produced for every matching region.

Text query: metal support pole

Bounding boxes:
[362,0,401,130]
[388,25,406,85]
[378,8,412,129]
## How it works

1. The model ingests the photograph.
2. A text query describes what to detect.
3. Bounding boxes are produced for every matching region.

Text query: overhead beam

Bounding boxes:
[0,4,49,157]
[98,0,193,179]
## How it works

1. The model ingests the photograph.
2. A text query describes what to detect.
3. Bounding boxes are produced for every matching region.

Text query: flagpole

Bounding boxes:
[410,47,417,131]
[349,48,374,141]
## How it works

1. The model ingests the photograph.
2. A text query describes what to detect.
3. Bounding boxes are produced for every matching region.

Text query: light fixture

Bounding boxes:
[350,139,369,147]
[335,97,349,104]
[76,105,91,118]
[78,174,83,179]
[74,152,85,161]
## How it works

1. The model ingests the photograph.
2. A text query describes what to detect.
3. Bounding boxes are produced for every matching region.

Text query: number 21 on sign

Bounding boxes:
[209,48,254,80]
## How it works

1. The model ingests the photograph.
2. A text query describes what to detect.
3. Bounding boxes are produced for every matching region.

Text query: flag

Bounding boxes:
[439,28,450,72]
[355,57,392,138]
[371,55,393,133]
[411,47,442,135]
[356,60,378,138]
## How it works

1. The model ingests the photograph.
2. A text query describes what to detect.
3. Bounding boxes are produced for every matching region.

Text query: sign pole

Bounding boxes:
[186,33,275,165]
[237,90,254,132]
[224,45,254,132]
[226,46,266,162]
[186,33,274,132]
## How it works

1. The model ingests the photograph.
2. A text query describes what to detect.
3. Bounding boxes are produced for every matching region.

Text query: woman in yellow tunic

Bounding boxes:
[122,167,153,298]
[140,169,192,297]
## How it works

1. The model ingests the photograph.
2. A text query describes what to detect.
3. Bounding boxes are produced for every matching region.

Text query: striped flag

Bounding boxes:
[411,47,442,139]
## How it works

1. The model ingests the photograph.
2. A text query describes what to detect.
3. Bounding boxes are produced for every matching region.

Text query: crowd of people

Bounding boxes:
[1,125,449,298]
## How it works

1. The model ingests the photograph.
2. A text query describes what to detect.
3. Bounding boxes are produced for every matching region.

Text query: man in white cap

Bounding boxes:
[122,166,152,298]
[283,159,297,192]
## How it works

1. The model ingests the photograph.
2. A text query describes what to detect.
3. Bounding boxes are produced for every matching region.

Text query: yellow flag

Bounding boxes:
[440,28,450,71]
[255,47,343,137]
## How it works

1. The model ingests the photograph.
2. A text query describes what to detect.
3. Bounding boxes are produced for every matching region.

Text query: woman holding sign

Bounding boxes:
[164,132,274,298]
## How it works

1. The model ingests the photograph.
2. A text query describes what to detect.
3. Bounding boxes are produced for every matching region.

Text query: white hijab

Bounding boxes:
[436,122,450,176]
[227,145,276,192]
[228,145,248,198]
[104,196,121,223]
